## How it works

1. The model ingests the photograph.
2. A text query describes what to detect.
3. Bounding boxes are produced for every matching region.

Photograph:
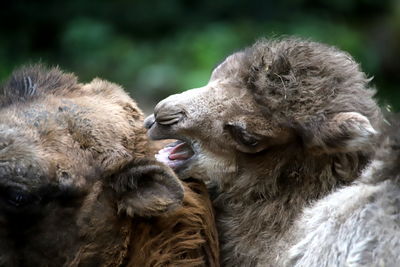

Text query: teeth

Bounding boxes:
[159,146,174,153]
[155,151,170,165]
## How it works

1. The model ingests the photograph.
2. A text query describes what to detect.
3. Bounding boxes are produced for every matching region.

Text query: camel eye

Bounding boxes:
[1,187,36,207]
[225,124,260,147]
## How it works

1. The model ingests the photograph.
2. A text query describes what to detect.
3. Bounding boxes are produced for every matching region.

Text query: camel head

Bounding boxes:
[145,38,382,193]
[0,65,184,221]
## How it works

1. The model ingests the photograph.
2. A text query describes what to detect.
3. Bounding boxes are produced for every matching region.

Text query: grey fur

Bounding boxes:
[285,119,400,267]
[146,38,383,266]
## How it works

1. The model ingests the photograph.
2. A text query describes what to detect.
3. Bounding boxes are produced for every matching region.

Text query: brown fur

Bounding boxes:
[0,65,219,266]
[128,181,219,267]
[145,38,383,266]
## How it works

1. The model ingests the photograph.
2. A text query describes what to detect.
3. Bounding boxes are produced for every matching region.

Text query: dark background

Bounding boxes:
[1,0,399,113]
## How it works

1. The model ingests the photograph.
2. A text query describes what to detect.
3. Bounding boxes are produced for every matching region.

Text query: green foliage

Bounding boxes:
[0,0,399,111]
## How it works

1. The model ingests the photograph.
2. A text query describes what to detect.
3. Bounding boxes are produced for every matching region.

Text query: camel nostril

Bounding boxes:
[156,112,184,126]
[153,97,185,126]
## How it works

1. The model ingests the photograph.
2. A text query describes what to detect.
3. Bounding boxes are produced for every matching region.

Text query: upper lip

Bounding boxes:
[144,114,184,141]
[144,114,156,129]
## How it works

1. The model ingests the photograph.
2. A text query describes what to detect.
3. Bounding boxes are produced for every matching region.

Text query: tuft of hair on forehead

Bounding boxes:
[209,37,383,157]
[0,64,79,107]
[244,38,373,106]
[216,37,380,126]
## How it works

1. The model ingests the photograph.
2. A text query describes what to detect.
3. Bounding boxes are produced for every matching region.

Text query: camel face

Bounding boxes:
[145,81,296,183]
[146,53,296,183]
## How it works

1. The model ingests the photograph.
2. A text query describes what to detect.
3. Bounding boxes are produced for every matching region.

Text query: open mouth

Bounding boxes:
[155,140,195,170]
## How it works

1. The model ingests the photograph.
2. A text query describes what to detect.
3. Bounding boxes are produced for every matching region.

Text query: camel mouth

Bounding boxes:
[155,140,195,170]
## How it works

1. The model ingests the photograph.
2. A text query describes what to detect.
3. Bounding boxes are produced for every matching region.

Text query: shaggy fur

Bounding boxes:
[145,38,383,266]
[128,180,219,267]
[0,65,219,266]
[284,117,400,266]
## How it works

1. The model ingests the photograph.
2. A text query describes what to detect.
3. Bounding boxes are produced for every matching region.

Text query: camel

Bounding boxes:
[0,65,219,267]
[145,38,383,266]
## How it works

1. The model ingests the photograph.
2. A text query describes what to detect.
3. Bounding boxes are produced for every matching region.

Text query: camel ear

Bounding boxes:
[302,112,377,154]
[109,158,184,217]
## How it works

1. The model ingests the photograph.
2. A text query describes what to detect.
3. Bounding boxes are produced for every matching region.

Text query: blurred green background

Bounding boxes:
[1,0,399,113]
